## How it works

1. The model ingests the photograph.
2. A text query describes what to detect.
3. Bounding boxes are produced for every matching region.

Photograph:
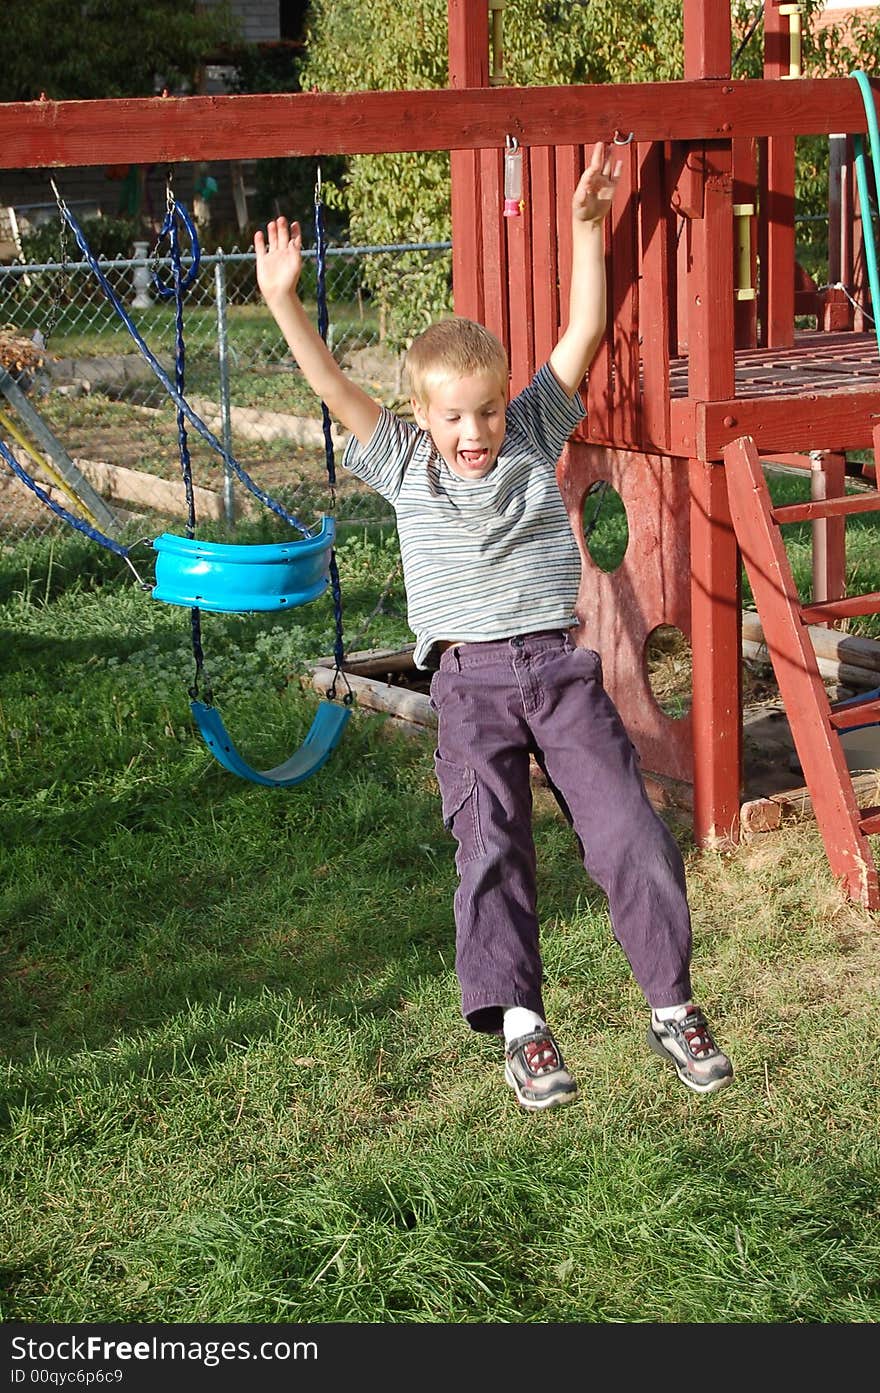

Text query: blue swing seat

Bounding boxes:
[191,697,351,788]
[151,517,335,613]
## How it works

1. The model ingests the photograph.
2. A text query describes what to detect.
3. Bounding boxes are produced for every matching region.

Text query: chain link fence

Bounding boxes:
[0,239,452,542]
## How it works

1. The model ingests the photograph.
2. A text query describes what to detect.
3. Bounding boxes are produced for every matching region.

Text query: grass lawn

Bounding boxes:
[1,503,879,1326]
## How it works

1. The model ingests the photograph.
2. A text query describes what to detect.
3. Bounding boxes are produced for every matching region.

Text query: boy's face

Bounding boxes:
[411,371,507,480]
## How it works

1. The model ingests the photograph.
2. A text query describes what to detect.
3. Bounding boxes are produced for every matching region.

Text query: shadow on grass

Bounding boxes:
[0,708,623,1120]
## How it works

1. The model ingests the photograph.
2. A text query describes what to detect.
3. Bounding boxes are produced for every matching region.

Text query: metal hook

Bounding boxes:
[505,134,519,153]
[613,130,634,145]
[314,164,323,204]
[49,177,67,215]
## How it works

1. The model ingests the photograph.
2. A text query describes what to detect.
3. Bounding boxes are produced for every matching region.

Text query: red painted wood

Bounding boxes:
[688,457,743,846]
[763,2,791,78]
[506,153,534,398]
[638,143,672,451]
[801,593,880,624]
[684,391,880,459]
[451,152,484,322]
[579,144,614,444]
[557,442,693,783]
[479,150,508,349]
[609,142,641,449]
[448,0,486,324]
[688,144,735,402]
[806,451,846,623]
[761,4,796,348]
[759,135,796,347]
[724,432,879,906]
[772,492,880,524]
[448,0,489,88]
[829,697,880,732]
[554,146,580,415]
[529,146,558,372]
[586,219,614,444]
[684,0,732,79]
[0,81,874,170]
[554,146,579,314]
[828,135,854,291]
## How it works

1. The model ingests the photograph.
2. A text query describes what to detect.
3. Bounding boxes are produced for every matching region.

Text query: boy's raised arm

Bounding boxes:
[255,216,382,447]
[549,141,621,399]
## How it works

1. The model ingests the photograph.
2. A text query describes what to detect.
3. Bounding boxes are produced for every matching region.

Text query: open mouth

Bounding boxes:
[458,449,489,469]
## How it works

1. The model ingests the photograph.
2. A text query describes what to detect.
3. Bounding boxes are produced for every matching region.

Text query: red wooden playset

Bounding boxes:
[1,0,878,901]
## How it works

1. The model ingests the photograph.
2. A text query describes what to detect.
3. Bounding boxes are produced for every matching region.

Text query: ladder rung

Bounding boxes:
[772,494,880,524]
[830,696,880,731]
[800,592,880,624]
[858,808,880,836]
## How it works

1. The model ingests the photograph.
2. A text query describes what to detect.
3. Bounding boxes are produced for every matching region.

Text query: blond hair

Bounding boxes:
[405,316,508,407]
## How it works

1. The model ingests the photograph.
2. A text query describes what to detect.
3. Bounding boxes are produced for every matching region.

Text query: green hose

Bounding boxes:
[851,69,880,350]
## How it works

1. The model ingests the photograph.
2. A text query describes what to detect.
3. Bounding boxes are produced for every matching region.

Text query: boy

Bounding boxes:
[254,141,733,1111]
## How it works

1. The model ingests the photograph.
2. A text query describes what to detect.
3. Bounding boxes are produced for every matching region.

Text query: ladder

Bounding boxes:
[724,433,880,908]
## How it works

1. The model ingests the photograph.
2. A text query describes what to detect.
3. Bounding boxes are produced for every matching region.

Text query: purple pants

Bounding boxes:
[429,630,693,1034]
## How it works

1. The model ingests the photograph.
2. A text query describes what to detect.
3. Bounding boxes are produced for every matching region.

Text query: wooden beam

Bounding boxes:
[1,80,875,170]
[676,391,880,459]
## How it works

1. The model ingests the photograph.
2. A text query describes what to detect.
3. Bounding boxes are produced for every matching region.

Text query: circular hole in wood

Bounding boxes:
[645,624,692,720]
[583,481,628,572]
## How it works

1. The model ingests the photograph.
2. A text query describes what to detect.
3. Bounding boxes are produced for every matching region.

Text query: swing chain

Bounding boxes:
[44,179,71,348]
[328,664,354,706]
[188,645,214,706]
[148,169,178,284]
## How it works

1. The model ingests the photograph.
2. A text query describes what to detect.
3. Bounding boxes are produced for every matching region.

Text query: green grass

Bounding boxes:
[1,518,880,1325]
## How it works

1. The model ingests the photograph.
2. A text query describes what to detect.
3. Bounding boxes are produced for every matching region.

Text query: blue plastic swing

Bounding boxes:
[46,180,352,789]
[152,518,336,612]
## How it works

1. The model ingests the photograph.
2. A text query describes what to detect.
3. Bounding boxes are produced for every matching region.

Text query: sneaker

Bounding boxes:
[647,1005,734,1094]
[504,1027,579,1110]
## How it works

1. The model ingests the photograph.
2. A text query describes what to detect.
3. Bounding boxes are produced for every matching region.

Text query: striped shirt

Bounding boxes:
[342,362,586,668]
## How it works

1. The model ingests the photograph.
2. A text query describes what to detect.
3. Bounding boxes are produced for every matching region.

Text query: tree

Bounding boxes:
[2,0,239,102]
[301,0,687,344]
[304,1,879,343]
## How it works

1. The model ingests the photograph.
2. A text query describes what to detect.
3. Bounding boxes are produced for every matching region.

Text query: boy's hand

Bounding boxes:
[573,141,622,225]
[254,216,303,305]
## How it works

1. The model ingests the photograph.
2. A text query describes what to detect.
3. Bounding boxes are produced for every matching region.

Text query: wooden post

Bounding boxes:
[682,2,742,846]
[683,0,732,79]
[810,451,847,617]
[448,0,488,323]
[761,1,797,347]
[689,457,743,845]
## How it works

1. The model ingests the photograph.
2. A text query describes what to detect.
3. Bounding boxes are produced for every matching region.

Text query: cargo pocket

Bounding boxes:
[433,754,485,862]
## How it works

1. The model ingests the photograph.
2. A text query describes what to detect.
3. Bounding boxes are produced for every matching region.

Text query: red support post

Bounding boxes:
[689,458,743,845]
[683,0,732,79]
[761,1,797,347]
[448,0,489,323]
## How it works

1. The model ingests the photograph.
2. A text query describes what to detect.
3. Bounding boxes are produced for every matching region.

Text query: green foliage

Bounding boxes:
[303,0,686,346]
[19,216,141,265]
[733,1,880,274]
[1,0,240,102]
[304,0,880,333]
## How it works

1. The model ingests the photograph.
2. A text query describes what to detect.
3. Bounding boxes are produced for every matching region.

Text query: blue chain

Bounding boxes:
[51,184,314,537]
[314,183,350,697]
